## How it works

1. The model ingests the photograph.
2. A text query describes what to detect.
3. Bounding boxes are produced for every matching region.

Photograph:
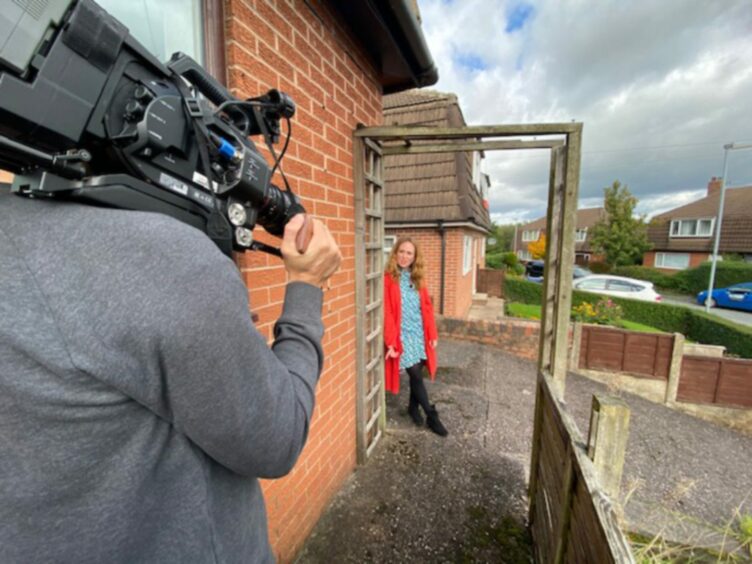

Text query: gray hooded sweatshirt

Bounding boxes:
[0,189,324,563]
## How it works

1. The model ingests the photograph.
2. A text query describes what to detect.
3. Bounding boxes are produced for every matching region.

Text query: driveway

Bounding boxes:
[661,295,752,327]
[297,339,752,561]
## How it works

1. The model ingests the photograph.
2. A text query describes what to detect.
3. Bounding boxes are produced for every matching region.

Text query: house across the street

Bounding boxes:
[515,207,606,265]
[382,89,493,318]
[644,178,752,271]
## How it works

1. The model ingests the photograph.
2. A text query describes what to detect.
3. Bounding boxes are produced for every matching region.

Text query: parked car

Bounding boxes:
[572,275,662,302]
[696,282,752,312]
[524,260,592,282]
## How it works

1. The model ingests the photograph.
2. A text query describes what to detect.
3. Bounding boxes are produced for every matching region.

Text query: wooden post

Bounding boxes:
[568,322,583,371]
[664,333,684,405]
[353,135,367,464]
[587,395,631,500]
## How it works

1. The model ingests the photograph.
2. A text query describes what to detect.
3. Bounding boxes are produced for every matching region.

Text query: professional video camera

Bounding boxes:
[0,0,307,257]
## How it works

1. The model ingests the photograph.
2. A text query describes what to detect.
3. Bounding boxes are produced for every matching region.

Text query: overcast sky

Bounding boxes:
[418,0,752,225]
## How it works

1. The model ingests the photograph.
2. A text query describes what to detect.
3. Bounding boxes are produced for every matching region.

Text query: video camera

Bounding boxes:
[0,0,305,257]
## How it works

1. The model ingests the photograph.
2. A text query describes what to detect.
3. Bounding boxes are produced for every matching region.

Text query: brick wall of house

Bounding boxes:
[225,1,382,560]
[643,250,709,272]
[386,226,486,318]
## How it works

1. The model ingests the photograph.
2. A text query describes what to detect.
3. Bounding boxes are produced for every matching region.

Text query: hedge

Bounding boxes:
[503,277,752,358]
[672,261,752,295]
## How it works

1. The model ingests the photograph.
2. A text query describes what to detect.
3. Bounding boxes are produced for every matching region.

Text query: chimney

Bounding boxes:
[707,176,722,197]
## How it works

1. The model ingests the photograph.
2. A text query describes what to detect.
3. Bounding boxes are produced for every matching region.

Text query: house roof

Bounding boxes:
[520,207,606,231]
[518,207,606,253]
[382,89,492,231]
[329,0,438,94]
[648,185,752,253]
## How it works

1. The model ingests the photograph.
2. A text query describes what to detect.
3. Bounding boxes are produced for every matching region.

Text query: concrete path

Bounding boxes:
[297,340,752,562]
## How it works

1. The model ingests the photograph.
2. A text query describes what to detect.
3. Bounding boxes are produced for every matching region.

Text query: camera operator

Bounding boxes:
[0,186,341,563]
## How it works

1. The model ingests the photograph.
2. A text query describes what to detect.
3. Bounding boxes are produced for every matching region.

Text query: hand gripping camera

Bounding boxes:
[0,0,307,257]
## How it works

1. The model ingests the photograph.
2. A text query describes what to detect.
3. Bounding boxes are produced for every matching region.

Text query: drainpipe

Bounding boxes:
[438,220,446,315]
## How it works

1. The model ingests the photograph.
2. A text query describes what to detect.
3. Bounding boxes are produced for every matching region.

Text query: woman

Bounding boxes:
[383,237,448,437]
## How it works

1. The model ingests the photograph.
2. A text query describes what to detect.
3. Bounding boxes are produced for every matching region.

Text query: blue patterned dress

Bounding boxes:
[399,269,426,370]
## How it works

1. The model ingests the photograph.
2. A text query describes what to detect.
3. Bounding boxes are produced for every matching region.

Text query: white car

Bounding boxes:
[572,275,662,302]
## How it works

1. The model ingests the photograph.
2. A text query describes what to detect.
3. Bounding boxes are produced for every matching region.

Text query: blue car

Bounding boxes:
[696,282,752,312]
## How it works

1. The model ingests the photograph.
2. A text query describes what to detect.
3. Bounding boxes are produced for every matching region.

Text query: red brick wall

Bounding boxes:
[438,317,540,361]
[643,250,708,272]
[225,1,382,561]
[386,227,486,318]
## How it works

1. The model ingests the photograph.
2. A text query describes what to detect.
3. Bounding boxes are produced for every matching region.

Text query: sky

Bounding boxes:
[418,0,752,225]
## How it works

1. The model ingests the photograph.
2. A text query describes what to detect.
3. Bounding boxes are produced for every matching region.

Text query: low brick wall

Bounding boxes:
[438,316,540,361]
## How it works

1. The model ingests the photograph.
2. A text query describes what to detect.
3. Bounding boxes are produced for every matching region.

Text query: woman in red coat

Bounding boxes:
[384,237,447,436]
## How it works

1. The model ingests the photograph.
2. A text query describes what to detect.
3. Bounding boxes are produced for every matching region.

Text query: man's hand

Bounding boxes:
[282,214,341,287]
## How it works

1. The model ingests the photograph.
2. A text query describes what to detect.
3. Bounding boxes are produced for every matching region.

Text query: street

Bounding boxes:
[661,295,752,327]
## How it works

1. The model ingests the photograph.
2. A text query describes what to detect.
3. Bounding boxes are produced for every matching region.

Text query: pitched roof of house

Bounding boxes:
[519,207,606,253]
[382,90,492,231]
[520,207,606,231]
[649,185,752,253]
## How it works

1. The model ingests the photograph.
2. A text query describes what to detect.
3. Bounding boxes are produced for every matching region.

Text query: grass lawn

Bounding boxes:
[505,302,665,334]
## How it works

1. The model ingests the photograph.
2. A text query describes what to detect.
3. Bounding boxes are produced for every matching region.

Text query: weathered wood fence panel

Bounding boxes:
[579,326,673,380]
[678,356,752,408]
[529,372,634,563]
[476,267,505,297]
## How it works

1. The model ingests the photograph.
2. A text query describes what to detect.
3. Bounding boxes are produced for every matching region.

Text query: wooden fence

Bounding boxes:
[579,326,673,380]
[476,267,504,298]
[529,372,634,563]
[678,356,752,408]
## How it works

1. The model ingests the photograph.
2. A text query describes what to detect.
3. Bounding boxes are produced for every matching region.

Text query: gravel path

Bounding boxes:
[297,339,752,561]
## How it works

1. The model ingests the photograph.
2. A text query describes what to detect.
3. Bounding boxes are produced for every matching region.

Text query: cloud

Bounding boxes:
[419,0,752,224]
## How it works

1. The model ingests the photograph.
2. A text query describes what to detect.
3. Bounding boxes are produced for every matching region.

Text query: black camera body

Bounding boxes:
[0,0,301,257]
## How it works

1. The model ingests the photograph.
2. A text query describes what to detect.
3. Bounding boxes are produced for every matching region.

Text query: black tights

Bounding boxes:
[406,362,431,413]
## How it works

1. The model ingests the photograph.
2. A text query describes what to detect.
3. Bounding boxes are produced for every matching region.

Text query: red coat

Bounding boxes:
[383,272,438,394]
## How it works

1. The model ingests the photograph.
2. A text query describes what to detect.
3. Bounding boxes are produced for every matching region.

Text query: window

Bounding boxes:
[463,236,473,275]
[522,230,540,242]
[472,152,482,193]
[655,252,690,270]
[383,235,396,263]
[575,229,588,242]
[669,218,714,238]
[517,249,532,261]
[576,278,607,290]
[606,280,642,292]
[98,0,205,64]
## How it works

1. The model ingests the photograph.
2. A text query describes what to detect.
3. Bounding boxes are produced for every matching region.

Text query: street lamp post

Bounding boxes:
[705,142,752,313]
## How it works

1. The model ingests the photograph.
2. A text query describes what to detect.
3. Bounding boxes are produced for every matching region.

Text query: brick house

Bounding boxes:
[644,177,752,271]
[515,207,606,265]
[2,1,438,561]
[382,90,493,318]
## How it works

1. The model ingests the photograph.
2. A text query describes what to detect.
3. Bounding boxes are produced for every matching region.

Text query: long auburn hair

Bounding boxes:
[385,237,425,290]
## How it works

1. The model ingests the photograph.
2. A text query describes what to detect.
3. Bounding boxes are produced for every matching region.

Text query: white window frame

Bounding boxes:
[575,228,588,242]
[669,218,715,238]
[463,236,473,275]
[517,249,532,261]
[472,152,482,193]
[655,252,691,270]
[383,235,396,262]
[522,230,540,242]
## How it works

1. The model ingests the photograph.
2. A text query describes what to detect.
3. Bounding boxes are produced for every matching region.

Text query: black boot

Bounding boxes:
[426,405,448,437]
[408,395,424,426]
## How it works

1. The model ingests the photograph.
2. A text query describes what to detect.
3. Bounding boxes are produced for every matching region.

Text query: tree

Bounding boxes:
[486,223,517,254]
[528,233,546,259]
[589,181,652,267]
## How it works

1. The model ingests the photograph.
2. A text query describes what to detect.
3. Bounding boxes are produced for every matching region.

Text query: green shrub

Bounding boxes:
[503,277,752,358]
[673,261,752,295]
[685,312,752,358]
[588,261,612,274]
[504,277,542,305]
[485,252,504,270]
[612,265,677,290]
